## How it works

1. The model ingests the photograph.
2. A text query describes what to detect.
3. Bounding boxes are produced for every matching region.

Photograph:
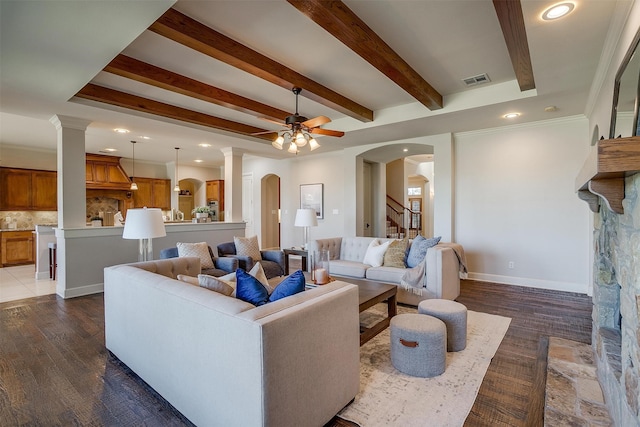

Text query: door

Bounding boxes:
[363,162,373,237]
[242,173,254,238]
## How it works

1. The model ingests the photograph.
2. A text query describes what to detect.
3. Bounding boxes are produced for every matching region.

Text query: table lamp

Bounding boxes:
[122,208,166,262]
[294,208,318,250]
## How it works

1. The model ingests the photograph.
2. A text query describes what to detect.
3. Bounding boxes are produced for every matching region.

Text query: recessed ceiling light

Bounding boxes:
[114,128,130,134]
[542,2,575,20]
[199,143,211,148]
[139,136,151,140]
[103,148,117,152]
[503,112,521,119]
[403,148,409,152]
[194,159,203,163]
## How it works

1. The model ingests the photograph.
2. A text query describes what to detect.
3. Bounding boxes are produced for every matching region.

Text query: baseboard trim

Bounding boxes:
[467,272,588,294]
[57,283,104,299]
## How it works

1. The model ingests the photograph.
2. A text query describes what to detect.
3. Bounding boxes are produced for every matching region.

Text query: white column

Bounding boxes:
[221,147,245,222]
[49,115,91,298]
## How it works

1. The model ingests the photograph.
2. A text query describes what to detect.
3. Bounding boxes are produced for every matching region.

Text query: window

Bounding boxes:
[407,187,421,196]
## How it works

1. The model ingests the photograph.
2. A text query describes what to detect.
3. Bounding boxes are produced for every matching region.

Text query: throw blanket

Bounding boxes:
[400,243,468,295]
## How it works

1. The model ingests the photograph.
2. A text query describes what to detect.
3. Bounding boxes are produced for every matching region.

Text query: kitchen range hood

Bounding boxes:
[86,154,131,190]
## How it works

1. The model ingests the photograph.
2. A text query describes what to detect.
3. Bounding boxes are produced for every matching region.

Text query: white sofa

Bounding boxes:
[104,257,360,427]
[309,237,463,305]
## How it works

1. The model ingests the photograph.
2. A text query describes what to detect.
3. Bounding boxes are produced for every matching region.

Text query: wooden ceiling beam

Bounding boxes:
[105,54,292,122]
[149,8,373,122]
[493,0,536,91]
[75,84,277,141]
[287,0,443,110]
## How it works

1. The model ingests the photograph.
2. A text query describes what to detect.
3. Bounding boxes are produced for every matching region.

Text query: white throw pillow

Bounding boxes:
[363,239,391,268]
[234,235,262,261]
[198,274,234,296]
[176,242,214,269]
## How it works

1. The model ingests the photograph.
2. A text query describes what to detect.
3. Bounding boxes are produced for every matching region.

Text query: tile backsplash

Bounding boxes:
[86,197,119,221]
[1,211,58,229]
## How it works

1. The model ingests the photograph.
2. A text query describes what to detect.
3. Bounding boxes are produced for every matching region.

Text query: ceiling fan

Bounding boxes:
[256,87,344,153]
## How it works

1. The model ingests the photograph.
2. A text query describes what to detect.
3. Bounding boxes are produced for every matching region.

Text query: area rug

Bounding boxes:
[338,305,511,427]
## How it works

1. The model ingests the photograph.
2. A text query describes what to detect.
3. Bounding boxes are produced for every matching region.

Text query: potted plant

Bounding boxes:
[191,206,211,219]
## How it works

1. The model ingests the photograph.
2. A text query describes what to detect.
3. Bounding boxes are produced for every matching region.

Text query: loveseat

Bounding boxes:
[104,257,360,427]
[309,236,465,305]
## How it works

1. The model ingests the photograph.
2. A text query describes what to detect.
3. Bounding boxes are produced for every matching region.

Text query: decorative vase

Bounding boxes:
[196,212,208,219]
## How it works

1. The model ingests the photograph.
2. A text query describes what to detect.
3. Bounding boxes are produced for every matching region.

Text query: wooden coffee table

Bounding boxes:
[304,273,398,345]
[355,279,398,345]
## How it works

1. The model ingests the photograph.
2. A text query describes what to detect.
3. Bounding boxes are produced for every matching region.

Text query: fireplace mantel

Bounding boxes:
[575,136,640,214]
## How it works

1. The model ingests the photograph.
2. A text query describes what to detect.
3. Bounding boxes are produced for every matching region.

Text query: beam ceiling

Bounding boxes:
[287,0,443,110]
[148,8,374,122]
[105,54,291,122]
[75,83,277,141]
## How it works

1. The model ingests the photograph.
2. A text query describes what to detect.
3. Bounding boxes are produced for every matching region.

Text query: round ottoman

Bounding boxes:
[418,299,468,352]
[390,313,446,378]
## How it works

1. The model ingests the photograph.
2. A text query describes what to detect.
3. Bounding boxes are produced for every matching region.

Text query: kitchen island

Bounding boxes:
[54,221,246,298]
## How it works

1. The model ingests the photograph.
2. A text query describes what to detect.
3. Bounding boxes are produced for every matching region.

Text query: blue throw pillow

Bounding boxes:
[235,269,269,306]
[269,270,306,302]
[406,236,442,268]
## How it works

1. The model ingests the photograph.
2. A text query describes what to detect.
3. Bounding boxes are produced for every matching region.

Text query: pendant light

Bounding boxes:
[130,140,138,191]
[173,147,181,192]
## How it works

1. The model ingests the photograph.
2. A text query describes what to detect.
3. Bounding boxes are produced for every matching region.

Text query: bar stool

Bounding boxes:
[48,242,57,280]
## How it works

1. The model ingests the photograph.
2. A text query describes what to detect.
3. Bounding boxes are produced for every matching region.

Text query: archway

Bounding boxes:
[261,174,281,248]
[357,143,434,238]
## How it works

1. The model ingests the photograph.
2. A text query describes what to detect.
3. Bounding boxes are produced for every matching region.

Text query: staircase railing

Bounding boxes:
[386,195,422,238]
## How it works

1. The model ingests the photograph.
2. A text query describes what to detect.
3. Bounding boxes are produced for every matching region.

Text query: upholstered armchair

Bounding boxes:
[216,241,285,279]
[159,246,238,277]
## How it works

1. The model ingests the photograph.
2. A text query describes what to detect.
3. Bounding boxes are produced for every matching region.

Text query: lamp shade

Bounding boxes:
[294,208,318,227]
[122,208,166,239]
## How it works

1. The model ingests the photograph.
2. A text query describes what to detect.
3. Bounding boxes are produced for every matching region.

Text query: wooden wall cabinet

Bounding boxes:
[206,180,224,211]
[132,178,171,210]
[1,230,34,266]
[0,167,57,211]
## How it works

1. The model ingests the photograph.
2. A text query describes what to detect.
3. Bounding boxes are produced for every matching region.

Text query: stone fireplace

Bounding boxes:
[592,173,640,425]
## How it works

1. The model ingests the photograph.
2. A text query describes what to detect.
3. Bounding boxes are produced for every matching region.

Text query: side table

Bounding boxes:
[283,248,308,273]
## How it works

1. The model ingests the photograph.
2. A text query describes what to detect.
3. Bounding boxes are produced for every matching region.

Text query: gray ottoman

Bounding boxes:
[390,313,446,378]
[418,299,468,352]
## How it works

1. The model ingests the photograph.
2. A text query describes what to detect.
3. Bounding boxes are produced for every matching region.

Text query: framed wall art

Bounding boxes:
[300,183,323,219]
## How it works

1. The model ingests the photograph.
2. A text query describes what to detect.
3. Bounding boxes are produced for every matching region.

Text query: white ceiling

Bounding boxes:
[0,0,627,168]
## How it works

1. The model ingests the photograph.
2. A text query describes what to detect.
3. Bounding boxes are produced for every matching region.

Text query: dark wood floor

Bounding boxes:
[0,279,592,426]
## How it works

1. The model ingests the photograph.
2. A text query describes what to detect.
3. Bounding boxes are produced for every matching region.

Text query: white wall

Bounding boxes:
[455,116,591,292]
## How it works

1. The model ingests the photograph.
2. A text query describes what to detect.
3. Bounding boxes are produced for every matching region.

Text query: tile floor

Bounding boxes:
[0,264,57,303]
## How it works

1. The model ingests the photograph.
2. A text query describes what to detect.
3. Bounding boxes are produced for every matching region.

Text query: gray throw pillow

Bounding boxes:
[406,236,441,268]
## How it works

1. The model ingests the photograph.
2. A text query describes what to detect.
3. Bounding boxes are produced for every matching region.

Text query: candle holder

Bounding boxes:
[314,249,330,285]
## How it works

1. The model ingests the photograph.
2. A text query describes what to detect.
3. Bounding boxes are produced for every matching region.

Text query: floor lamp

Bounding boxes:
[294,208,318,250]
[122,208,166,262]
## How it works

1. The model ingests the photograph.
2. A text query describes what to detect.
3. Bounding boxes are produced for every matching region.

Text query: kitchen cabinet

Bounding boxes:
[132,178,171,209]
[206,180,224,212]
[0,167,57,211]
[1,230,34,266]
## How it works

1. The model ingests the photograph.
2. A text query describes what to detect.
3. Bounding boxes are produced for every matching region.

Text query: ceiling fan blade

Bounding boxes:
[310,128,344,137]
[302,115,331,128]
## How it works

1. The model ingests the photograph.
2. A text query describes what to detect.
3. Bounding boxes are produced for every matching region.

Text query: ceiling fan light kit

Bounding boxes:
[266,87,344,154]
